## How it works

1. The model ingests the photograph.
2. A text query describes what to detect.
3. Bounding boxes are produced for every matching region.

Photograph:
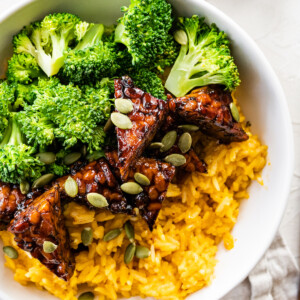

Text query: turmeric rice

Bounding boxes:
[0,108,268,300]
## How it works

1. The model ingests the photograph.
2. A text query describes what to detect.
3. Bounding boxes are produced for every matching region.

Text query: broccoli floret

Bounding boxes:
[59,22,120,84]
[81,82,113,123]
[6,53,42,84]
[129,69,166,100]
[0,115,45,184]
[153,34,180,73]
[31,78,111,152]
[60,41,120,84]
[115,0,174,67]
[0,81,16,141]
[13,13,81,77]
[17,106,55,149]
[165,16,241,97]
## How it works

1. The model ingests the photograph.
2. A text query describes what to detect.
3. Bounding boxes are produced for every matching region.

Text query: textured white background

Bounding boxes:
[0,0,299,287]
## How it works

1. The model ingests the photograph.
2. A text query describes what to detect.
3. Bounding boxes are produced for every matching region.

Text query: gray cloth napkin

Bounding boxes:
[222,234,299,300]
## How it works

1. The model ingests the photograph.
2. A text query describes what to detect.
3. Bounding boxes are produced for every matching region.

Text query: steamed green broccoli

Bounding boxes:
[165,16,241,97]
[0,81,13,142]
[74,22,104,50]
[114,0,174,67]
[31,78,112,151]
[17,106,55,149]
[6,53,42,84]
[58,22,121,84]
[0,114,45,184]
[129,69,166,99]
[60,41,120,84]
[13,13,81,77]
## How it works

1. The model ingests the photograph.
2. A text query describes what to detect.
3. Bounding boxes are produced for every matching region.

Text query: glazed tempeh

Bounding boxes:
[106,150,175,230]
[0,182,26,224]
[8,187,74,281]
[114,76,167,180]
[54,159,129,214]
[0,182,43,225]
[168,85,249,143]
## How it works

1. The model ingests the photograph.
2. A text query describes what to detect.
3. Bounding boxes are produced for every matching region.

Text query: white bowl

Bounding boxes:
[0,0,294,299]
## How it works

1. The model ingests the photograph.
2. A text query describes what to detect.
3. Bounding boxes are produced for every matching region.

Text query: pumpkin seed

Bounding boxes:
[78,291,94,300]
[32,174,55,188]
[86,150,105,162]
[43,241,57,253]
[81,227,93,246]
[178,132,192,154]
[164,154,186,167]
[160,131,177,152]
[134,172,150,186]
[124,243,136,264]
[148,142,163,149]
[115,98,134,114]
[111,112,133,130]
[121,182,143,195]
[3,246,18,259]
[230,103,240,122]
[135,245,151,259]
[174,29,188,45]
[103,228,122,242]
[80,145,87,157]
[124,220,135,243]
[64,176,78,198]
[178,124,199,132]
[36,152,56,164]
[20,181,30,195]
[63,152,81,165]
[104,117,113,132]
[87,193,108,208]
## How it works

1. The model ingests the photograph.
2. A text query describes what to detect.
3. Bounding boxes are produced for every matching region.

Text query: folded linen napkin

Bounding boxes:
[222,234,299,300]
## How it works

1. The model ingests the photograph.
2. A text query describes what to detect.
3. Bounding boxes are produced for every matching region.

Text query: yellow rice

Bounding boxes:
[0,104,268,300]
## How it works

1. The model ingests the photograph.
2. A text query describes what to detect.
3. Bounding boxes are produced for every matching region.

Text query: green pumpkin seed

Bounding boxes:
[121,182,143,195]
[103,117,113,132]
[64,176,78,198]
[115,98,134,114]
[124,221,135,243]
[178,132,192,154]
[63,152,81,165]
[3,246,18,259]
[160,131,177,152]
[148,142,163,149]
[81,145,87,157]
[86,150,105,162]
[103,228,122,242]
[87,193,108,208]
[134,172,150,186]
[78,291,94,300]
[230,103,240,122]
[81,227,93,246]
[178,124,199,132]
[124,243,136,264]
[164,154,186,167]
[111,112,133,130]
[43,241,57,253]
[174,29,188,45]
[36,152,56,164]
[20,181,30,195]
[135,245,151,259]
[32,174,55,188]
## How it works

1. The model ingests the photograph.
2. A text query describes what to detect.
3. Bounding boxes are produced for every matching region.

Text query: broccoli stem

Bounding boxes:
[75,24,104,51]
[0,116,23,147]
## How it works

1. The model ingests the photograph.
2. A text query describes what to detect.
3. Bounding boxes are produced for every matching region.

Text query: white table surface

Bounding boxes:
[0,0,299,281]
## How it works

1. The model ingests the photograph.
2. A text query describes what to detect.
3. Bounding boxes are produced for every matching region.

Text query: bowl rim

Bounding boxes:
[0,0,295,299]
